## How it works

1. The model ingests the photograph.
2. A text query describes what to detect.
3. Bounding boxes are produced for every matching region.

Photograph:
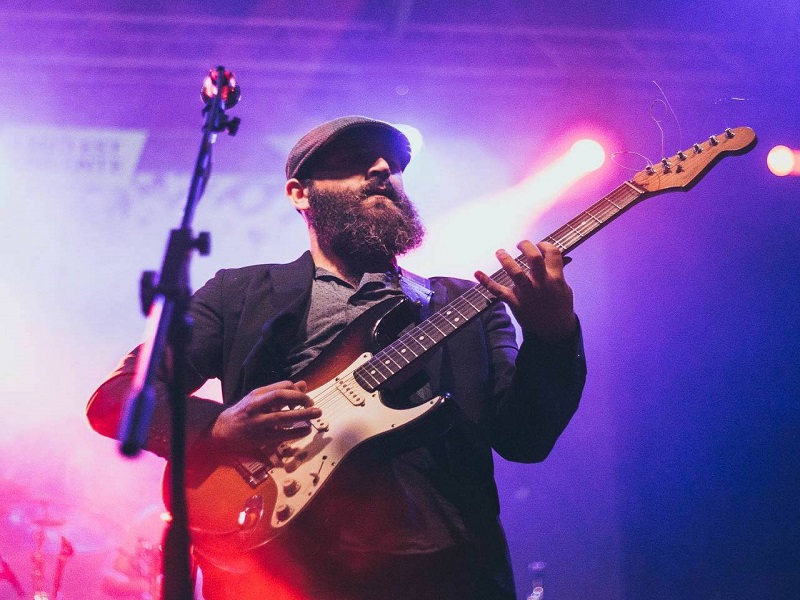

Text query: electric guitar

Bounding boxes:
[175,126,757,569]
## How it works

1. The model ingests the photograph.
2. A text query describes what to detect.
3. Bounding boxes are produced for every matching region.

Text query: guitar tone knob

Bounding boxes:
[282,477,301,497]
[275,503,293,521]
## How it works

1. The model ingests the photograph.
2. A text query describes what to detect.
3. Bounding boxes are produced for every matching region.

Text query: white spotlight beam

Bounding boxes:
[403,139,605,278]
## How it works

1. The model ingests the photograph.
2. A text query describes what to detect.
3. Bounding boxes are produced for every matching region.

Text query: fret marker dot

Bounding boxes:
[384,360,391,364]
[401,349,406,353]
[370,370,376,375]
[419,336,425,340]
[454,317,460,322]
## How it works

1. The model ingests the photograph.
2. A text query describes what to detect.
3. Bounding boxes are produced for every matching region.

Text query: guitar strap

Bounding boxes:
[398,267,433,320]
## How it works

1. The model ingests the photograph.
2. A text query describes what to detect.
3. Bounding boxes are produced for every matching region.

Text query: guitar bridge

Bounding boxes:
[235,457,274,487]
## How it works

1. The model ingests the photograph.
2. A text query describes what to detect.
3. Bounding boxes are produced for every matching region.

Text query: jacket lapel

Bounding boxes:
[238,252,314,398]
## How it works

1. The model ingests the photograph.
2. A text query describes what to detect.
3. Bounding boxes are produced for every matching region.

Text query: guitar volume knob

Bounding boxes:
[282,477,301,497]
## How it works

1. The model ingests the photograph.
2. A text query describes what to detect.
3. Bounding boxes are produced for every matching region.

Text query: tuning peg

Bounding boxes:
[725,128,735,138]
[661,158,671,172]
[677,151,687,161]
[693,143,702,153]
[709,135,719,146]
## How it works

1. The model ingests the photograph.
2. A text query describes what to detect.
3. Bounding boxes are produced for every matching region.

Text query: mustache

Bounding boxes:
[361,180,401,203]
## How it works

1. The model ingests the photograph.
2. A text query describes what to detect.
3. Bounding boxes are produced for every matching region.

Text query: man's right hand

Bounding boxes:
[210,380,321,452]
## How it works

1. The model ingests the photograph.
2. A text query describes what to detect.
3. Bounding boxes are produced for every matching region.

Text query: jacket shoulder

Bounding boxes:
[201,252,313,294]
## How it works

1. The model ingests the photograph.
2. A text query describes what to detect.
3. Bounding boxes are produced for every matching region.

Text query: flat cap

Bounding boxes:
[285,116,412,180]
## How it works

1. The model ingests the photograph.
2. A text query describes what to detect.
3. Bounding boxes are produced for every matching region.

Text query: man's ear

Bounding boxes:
[286,178,310,211]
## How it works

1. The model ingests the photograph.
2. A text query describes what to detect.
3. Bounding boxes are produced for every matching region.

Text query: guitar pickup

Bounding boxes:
[335,377,370,406]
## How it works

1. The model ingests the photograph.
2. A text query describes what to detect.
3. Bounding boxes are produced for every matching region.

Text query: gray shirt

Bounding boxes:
[286,267,404,375]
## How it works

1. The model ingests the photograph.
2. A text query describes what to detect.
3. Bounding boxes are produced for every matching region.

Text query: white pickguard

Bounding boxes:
[263,352,444,530]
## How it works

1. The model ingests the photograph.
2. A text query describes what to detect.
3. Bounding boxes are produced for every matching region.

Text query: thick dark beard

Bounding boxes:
[305,179,425,273]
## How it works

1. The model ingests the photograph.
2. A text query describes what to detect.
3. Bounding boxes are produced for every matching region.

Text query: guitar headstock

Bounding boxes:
[632,126,757,193]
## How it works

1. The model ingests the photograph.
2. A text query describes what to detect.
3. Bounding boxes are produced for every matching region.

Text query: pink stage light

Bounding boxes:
[767,145,800,176]
[403,135,608,278]
[568,139,606,174]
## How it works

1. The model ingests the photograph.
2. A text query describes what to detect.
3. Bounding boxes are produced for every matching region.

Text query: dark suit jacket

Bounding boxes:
[88,251,586,599]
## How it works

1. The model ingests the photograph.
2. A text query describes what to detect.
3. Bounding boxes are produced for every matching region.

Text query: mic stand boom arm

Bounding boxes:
[116,66,240,600]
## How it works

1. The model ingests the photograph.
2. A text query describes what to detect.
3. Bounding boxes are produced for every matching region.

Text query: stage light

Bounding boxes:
[403,135,609,278]
[394,124,424,157]
[767,145,799,176]
[568,139,606,173]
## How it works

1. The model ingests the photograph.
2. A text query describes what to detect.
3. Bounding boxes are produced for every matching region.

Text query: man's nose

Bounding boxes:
[367,157,392,180]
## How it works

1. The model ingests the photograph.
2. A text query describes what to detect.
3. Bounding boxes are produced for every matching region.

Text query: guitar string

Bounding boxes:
[297,155,699,411]
[305,186,643,408]
[281,136,730,445]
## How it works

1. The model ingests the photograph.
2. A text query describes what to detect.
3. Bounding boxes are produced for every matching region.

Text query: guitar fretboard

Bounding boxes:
[353,180,646,392]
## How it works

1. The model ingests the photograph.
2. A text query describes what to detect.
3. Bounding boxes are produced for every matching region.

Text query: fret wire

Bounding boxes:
[584,209,603,224]
[568,210,603,234]
[393,320,445,358]
[354,366,381,389]
[596,194,627,215]
[572,220,593,236]
[592,200,617,218]
[469,286,493,303]
[425,317,448,336]
[384,346,411,366]
[460,294,483,312]
[551,231,580,249]
[544,184,644,254]
[544,227,569,247]
[368,358,394,379]
[399,332,428,354]
[412,324,438,346]
[453,295,482,316]
[392,337,421,359]
[431,313,458,333]
[443,305,469,321]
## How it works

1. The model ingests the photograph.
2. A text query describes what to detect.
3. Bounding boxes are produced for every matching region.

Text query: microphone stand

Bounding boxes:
[117,66,241,600]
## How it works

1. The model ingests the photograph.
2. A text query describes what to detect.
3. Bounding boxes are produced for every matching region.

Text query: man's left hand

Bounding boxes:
[475,240,577,343]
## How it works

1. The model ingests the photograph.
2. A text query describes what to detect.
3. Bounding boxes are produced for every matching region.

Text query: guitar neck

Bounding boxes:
[543,180,644,255]
[353,125,758,391]
[352,180,646,392]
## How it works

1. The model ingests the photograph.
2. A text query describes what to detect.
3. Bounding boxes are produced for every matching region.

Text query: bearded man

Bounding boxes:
[87,116,587,600]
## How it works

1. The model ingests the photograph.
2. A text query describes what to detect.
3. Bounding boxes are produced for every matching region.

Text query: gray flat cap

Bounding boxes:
[285,116,412,180]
